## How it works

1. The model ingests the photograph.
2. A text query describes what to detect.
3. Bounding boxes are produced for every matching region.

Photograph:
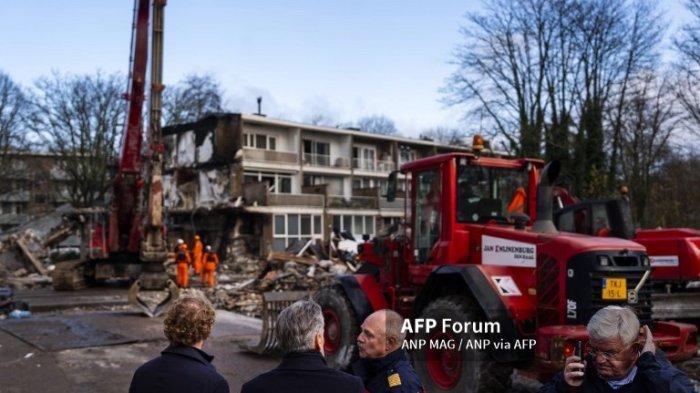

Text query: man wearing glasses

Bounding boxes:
[540,306,695,392]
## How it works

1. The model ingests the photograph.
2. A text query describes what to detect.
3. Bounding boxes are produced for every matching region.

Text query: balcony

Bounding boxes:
[352,159,395,172]
[243,148,298,165]
[303,154,351,169]
[328,196,378,209]
[303,153,330,167]
[244,182,324,207]
[379,197,405,210]
[267,193,324,207]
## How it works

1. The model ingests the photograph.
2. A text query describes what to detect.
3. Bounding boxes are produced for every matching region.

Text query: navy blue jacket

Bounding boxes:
[241,350,364,393]
[129,344,229,393]
[539,350,696,393]
[352,349,424,393]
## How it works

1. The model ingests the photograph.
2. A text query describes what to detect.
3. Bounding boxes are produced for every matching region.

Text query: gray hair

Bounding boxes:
[587,306,640,346]
[276,300,324,353]
[383,309,406,343]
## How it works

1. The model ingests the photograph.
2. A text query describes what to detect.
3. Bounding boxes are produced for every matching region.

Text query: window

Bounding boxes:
[15,202,27,215]
[351,177,386,193]
[243,133,277,151]
[352,146,376,170]
[244,171,292,193]
[256,134,267,149]
[304,140,330,166]
[272,214,323,250]
[332,215,376,238]
[415,169,441,264]
[558,206,590,235]
[399,146,417,165]
[456,165,528,223]
[303,175,343,196]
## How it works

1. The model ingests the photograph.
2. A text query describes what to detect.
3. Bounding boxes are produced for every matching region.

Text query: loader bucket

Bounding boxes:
[241,290,310,354]
[128,279,180,318]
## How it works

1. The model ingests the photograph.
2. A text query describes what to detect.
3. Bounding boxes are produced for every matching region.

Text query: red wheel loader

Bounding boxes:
[314,150,697,392]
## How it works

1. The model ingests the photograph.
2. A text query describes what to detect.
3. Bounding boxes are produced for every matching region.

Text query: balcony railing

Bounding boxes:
[352,159,395,172]
[267,193,324,207]
[303,153,331,167]
[328,196,378,209]
[243,148,298,165]
[244,182,324,207]
[379,197,405,210]
[303,154,351,169]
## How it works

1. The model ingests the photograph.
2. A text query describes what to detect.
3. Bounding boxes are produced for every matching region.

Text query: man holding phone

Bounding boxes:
[540,306,695,392]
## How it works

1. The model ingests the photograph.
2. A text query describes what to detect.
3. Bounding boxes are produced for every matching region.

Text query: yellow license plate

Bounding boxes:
[602,278,627,300]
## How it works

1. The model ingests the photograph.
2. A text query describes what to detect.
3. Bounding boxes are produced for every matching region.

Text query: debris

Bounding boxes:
[205,237,361,318]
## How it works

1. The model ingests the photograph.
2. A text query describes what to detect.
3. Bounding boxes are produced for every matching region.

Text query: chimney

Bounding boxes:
[532,161,561,234]
[256,96,265,116]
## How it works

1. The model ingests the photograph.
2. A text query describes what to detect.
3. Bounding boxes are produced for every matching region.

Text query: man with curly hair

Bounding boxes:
[129,296,229,393]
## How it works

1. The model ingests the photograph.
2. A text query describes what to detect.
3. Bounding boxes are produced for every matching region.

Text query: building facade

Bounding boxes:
[0,152,73,231]
[162,113,471,256]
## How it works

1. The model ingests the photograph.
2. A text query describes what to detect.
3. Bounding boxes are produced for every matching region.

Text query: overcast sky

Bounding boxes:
[0,1,692,138]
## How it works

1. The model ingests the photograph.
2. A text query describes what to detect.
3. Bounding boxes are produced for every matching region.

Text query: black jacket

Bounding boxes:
[539,350,696,393]
[129,344,229,393]
[241,351,363,393]
[351,349,424,393]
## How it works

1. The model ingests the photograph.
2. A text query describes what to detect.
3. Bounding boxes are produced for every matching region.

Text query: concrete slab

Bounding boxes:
[0,311,164,351]
[13,287,129,312]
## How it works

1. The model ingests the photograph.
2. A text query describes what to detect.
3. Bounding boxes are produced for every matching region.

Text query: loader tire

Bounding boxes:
[414,296,513,393]
[314,285,359,370]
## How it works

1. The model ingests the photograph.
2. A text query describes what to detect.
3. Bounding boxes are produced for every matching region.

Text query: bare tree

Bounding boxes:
[0,71,29,194]
[674,0,700,135]
[445,0,663,197]
[306,113,337,127]
[420,126,469,145]
[444,0,553,157]
[27,72,125,207]
[617,72,680,226]
[645,153,700,228]
[162,73,224,125]
[356,115,398,135]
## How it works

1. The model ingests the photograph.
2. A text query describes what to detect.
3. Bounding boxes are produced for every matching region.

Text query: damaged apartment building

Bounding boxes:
[162,113,470,259]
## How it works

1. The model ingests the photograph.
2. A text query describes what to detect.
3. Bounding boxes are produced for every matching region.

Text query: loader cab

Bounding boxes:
[394,153,543,273]
[554,198,635,239]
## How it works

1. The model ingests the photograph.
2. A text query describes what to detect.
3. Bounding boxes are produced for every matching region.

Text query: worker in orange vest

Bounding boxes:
[202,245,219,288]
[192,235,204,277]
[175,239,192,288]
[174,238,185,253]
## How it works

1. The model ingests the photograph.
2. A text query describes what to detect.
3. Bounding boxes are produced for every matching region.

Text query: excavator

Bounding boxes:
[52,0,177,316]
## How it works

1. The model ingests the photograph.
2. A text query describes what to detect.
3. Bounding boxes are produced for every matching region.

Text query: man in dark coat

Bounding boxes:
[352,309,423,393]
[540,306,695,393]
[241,300,363,393]
[129,296,229,393]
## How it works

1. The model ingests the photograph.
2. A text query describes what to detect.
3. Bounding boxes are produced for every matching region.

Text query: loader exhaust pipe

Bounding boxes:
[533,161,561,234]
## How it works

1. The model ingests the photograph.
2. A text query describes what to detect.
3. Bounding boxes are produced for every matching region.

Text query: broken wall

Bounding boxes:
[163,114,244,210]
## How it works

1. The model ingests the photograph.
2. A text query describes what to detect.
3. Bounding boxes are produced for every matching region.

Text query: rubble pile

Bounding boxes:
[0,205,75,289]
[207,238,360,317]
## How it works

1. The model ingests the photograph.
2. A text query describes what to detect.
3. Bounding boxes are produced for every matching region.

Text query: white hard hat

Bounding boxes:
[205,245,212,252]
[176,239,184,244]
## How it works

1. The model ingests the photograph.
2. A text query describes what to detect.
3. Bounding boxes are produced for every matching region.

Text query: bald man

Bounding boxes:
[352,309,423,393]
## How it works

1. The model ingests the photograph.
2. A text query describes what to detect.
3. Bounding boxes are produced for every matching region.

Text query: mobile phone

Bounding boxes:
[575,340,583,359]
